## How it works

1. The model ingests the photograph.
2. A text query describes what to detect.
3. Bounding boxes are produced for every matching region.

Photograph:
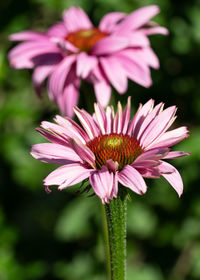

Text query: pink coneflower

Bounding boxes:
[9,6,168,117]
[31,97,189,204]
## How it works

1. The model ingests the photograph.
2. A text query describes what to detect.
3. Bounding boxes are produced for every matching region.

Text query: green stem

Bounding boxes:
[104,190,127,280]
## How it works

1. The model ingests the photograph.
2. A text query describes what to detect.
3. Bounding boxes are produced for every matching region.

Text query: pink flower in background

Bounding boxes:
[9,6,168,117]
[31,97,189,204]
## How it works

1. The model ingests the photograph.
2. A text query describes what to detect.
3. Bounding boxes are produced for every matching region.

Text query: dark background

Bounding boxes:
[0,0,200,279]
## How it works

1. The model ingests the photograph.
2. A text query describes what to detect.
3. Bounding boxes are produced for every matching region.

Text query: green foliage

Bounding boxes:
[0,0,199,279]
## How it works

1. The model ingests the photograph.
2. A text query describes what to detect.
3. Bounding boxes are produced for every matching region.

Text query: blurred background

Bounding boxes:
[0,0,200,279]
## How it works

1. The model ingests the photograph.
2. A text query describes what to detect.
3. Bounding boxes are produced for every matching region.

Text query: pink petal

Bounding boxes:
[122,96,131,134]
[56,83,80,117]
[31,143,81,164]
[126,31,150,47]
[32,65,55,95]
[46,22,67,37]
[91,36,129,55]
[99,12,126,33]
[100,56,128,93]
[105,106,114,134]
[89,166,114,204]
[134,147,169,163]
[118,165,147,195]
[141,26,169,36]
[62,6,93,33]
[54,115,89,143]
[74,107,100,139]
[8,41,59,69]
[113,102,123,133]
[150,126,189,149]
[139,106,177,148]
[94,80,111,108]
[48,55,76,100]
[115,52,152,88]
[35,128,68,146]
[44,163,93,188]
[94,103,106,134]
[9,31,48,41]
[135,102,164,139]
[158,161,183,197]
[114,5,160,34]
[69,138,95,168]
[76,52,97,79]
[128,99,154,136]
[164,151,190,159]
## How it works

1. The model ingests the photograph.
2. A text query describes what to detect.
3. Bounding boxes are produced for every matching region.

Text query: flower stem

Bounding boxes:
[104,189,127,280]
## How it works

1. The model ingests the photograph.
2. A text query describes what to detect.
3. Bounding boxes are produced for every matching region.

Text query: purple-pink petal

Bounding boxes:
[31,143,81,164]
[44,163,93,188]
[118,165,147,195]
[62,6,93,33]
[89,166,114,203]
[91,36,129,56]
[99,12,126,33]
[76,52,97,79]
[100,56,128,93]
[158,161,183,197]
[9,31,48,41]
[69,138,95,168]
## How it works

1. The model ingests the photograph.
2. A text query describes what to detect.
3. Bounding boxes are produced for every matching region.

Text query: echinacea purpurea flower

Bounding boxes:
[31,97,189,204]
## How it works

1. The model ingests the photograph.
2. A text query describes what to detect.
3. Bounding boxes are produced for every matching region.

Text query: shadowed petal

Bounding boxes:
[32,65,55,95]
[89,166,114,204]
[164,151,190,159]
[99,12,126,33]
[118,165,147,194]
[46,22,67,37]
[56,83,80,117]
[69,138,95,168]
[48,55,76,100]
[44,163,93,188]
[158,161,183,197]
[76,52,97,78]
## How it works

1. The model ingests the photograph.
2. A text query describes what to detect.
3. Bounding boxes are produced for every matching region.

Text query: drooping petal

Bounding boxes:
[99,12,126,33]
[44,163,93,188]
[115,52,152,88]
[94,80,111,108]
[8,41,59,69]
[48,55,76,100]
[158,161,183,197]
[63,6,93,33]
[100,56,128,93]
[31,143,81,164]
[89,166,114,203]
[118,165,147,195]
[56,83,80,117]
[76,52,97,79]
[32,65,55,95]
